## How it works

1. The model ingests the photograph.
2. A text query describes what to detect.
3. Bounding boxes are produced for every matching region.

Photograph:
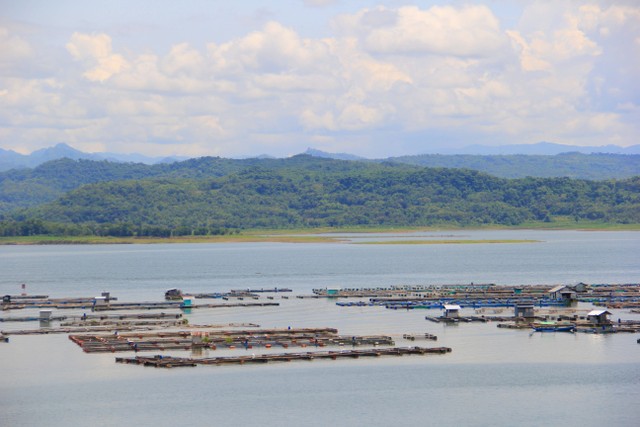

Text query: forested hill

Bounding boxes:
[2,151,639,214]
[0,155,389,213]
[4,162,638,236]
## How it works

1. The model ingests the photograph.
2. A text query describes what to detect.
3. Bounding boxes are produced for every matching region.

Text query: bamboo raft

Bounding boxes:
[68,328,393,353]
[115,346,453,368]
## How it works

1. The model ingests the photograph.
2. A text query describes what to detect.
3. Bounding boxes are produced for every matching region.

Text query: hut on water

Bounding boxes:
[548,285,577,303]
[587,309,612,326]
[586,309,613,333]
[443,304,461,319]
[514,303,535,319]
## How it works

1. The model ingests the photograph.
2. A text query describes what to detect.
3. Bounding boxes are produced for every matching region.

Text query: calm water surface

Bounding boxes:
[1,230,639,426]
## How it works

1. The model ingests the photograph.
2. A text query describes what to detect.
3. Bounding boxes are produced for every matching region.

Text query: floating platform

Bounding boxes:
[230,288,292,293]
[425,315,515,323]
[312,283,640,309]
[67,328,392,354]
[0,312,183,323]
[115,346,453,368]
[93,301,280,311]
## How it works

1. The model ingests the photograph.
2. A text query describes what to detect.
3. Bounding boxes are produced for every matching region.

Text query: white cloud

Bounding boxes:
[303,0,338,7]
[212,21,333,74]
[161,43,205,76]
[0,27,33,72]
[1,1,639,157]
[334,5,506,57]
[66,32,129,82]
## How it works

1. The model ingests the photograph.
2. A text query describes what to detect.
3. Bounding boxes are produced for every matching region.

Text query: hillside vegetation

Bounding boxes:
[1,155,638,237]
[0,155,384,213]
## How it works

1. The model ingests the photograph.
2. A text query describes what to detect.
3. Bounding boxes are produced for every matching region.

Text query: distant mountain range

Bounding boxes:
[304,143,640,158]
[425,142,640,156]
[0,143,186,171]
[1,142,639,172]
[303,148,365,161]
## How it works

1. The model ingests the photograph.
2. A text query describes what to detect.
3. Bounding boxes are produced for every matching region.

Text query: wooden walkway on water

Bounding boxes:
[115,346,453,368]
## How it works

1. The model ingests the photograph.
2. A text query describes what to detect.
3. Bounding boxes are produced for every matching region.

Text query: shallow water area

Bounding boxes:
[1,230,639,426]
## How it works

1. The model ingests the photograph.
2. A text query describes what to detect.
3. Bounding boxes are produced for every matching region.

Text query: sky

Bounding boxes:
[0,0,639,158]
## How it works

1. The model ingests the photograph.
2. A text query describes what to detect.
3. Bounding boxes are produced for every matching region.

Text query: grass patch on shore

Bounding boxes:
[0,234,343,245]
[1,219,637,245]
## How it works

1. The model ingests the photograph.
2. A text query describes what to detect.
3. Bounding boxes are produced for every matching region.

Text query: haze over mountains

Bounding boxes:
[0,144,186,171]
[1,142,639,172]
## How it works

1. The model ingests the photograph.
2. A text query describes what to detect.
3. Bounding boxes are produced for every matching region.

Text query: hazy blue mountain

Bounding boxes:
[437,142,640,155]
[303,148,366,161]
[0,148,25,171]
[2,141,638,172]
[385,152,640,180]
[0,143,186,171]
[302,142,640,157]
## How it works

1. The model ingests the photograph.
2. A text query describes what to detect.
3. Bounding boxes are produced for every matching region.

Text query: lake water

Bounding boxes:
[1,230,639,426]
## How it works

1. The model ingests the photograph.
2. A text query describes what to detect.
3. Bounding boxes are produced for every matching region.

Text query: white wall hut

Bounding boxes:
[587,309,612,325]
[93,296,107,308]
[443,304,461,319]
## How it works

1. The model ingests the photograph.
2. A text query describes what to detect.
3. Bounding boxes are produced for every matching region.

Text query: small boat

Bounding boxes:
[532,322,576,332]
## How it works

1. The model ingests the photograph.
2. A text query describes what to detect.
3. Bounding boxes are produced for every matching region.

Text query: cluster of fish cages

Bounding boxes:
[115,346,453,368]
[68,328,395,354]
[166,287,292,301]
[314,283,640,302]
[382,299,568,310]
[1,295,117,310]
[0,312,183,323]
[336,301,373,307]
[335,298,567,310]
[91,301,280,311]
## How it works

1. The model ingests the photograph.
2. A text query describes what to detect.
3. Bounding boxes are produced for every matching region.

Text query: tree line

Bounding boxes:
[0,218,238,238]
